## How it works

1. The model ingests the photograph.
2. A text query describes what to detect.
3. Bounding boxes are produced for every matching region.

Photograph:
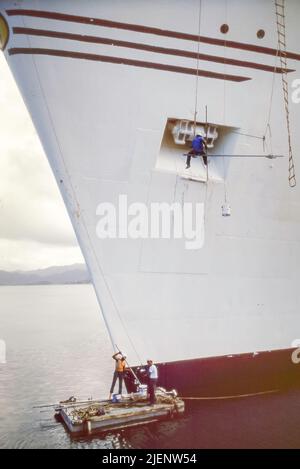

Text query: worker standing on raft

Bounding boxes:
[147,359,158,405]
[109,352,126,399]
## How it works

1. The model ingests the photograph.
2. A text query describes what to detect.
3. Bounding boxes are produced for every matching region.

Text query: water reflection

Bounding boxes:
[0,285,300,449]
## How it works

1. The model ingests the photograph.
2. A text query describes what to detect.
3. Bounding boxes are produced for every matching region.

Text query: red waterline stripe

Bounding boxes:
[6,8,300,61]
[13,27,295,75]
[8,47,251,82]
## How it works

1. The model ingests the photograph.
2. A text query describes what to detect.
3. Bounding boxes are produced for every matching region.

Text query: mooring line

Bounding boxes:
[181,389,279,400]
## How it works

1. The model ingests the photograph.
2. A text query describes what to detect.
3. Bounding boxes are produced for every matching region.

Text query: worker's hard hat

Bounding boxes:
[122,353,127,359]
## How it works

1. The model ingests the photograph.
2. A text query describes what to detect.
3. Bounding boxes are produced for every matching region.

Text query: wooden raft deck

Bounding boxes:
[55,393,185,434]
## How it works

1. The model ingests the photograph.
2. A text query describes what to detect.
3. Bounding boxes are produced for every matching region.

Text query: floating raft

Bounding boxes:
[55,389,184,434]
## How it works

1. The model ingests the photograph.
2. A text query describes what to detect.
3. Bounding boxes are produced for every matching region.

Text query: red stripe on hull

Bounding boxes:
[8,47,251,82]
[12,27,294,75]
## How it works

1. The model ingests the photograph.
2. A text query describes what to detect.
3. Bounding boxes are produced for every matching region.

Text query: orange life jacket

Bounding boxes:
[115,359,126,372]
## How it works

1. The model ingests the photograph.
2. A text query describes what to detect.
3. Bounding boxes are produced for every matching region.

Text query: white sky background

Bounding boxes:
[0,55,84,271]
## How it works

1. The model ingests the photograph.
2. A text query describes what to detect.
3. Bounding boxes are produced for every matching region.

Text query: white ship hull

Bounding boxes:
[1,0,300,393]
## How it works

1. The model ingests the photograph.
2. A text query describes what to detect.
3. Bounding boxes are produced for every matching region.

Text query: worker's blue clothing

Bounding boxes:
[192,135,204,153]
[185,136,207,168]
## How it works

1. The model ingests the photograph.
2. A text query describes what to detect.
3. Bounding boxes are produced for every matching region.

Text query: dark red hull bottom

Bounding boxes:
[124,348,300,397]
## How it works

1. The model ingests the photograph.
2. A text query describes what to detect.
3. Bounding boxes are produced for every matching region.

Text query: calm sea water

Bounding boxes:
[0,284,299,449]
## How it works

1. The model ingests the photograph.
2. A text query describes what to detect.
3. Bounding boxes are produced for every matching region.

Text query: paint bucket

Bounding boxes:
[222,203,231,217]
[138,385,148,396]
[112,394,121,403]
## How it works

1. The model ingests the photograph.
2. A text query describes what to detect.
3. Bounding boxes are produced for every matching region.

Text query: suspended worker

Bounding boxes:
[147,359,158,405]
[109,351,126,399]
[185,134,207,169]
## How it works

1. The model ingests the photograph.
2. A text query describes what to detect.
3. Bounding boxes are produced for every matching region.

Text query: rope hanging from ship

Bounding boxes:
[197,1,211,218]
[193,0,203,137]
[274,0,296,187]
[172,0,204,193]
[221,0,229,213]
[172,0,202,204]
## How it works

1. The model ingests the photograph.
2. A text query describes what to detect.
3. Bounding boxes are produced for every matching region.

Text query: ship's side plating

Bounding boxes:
[1,0,300,393]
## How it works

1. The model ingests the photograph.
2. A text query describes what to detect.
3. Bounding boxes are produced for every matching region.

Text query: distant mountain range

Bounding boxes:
[0,264,90,285]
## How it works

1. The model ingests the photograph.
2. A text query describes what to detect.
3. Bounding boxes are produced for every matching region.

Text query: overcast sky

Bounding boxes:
[0,55,84,271]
